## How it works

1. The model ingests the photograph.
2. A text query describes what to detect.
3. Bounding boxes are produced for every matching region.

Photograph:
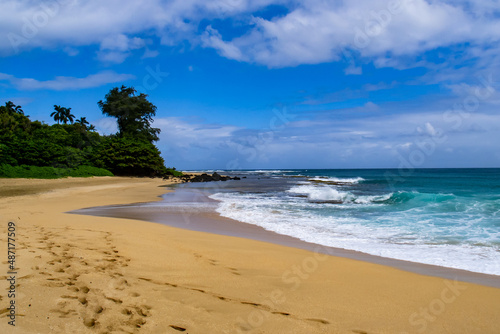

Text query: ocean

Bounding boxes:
[203,168,500,276]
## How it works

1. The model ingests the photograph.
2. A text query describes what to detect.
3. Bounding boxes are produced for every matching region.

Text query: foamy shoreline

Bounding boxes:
[76,184,500,288]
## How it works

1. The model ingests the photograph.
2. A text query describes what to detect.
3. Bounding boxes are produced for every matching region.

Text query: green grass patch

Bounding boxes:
[165,168,183,177]
[0,164,113,179]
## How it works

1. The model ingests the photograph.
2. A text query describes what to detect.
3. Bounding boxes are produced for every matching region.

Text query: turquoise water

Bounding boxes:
[210,169,500,275]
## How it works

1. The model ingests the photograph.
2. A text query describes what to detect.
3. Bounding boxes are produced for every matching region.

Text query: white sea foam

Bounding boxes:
[286,184,393,204]
[287,185,354,202]
[209,191,500,276]
[353,193,393,204]
[308,176,365,184]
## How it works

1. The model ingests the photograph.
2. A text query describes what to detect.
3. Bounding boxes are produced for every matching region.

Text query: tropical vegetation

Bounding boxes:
[0,86,180,179]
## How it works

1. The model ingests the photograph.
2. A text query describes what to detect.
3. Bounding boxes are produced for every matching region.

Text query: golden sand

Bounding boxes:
[0,177,499,333]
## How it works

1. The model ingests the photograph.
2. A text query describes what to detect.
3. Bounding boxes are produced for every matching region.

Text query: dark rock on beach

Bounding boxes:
[184,172,240,183]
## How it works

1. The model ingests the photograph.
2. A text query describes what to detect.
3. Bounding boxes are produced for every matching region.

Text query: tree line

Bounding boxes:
[0,86,179,178]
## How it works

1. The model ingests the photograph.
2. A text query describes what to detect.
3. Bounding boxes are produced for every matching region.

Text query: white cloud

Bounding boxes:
[344,65,363,75]
[0,0,498,70]
[202,0,500,67]
[0,71,135,90]
[100,34,144,52]
[131,101,500,169]
[256,110,500,167]
[96,51,129,64]
[156,117,239,145]
[154,117,241,166]
[446,81,497,100]
[97,34,147,63]
[150,103,500,169]
[63,46,79,56]
[417,122,437,136]
[0,0,273,56]
[142,48,160,59]
[202,26,244,60]
[95,118,118,135]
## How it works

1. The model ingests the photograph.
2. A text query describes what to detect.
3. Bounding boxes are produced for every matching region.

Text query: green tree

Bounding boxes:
[0,102,31,140]
[93,136,167,177]
[4,101,24,115]
[75,116,89,127]
[98,86,160,142]
[1,90,174,178]
[74,116,96,132]
[51,105,75,124]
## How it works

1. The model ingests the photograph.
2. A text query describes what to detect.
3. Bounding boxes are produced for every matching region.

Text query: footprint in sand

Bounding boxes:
[170,325,187,331]
[22,226,155,332]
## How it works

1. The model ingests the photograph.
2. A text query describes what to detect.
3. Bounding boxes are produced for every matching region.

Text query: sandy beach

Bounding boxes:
[1,177,500,334]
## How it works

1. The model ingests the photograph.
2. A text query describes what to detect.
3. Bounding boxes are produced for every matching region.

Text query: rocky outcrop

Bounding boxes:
[183,172,241,183]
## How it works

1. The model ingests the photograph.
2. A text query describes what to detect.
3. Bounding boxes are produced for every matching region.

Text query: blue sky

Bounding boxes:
[1,0,499,170]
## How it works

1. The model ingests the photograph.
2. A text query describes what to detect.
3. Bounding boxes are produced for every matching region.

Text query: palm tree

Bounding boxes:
[51,105,75,124]
[5,101,24,115]
[75,117,89,127]
[63,107,75,124]
[51,105,65,124]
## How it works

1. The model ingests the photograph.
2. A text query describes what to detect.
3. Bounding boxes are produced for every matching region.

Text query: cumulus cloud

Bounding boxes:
[252,110,500,167]
[0,0,273,56]
[446,80,497,101]
[202,26,244,60]
[1,0,499,69]
[0,71,135,90]
[94,117,118,135]
[154,117,241,166]
[97,34,147,63]
[159,93,500,168]
[155,117,239,144]
[202,0,500,67]
[145,103,500,169]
